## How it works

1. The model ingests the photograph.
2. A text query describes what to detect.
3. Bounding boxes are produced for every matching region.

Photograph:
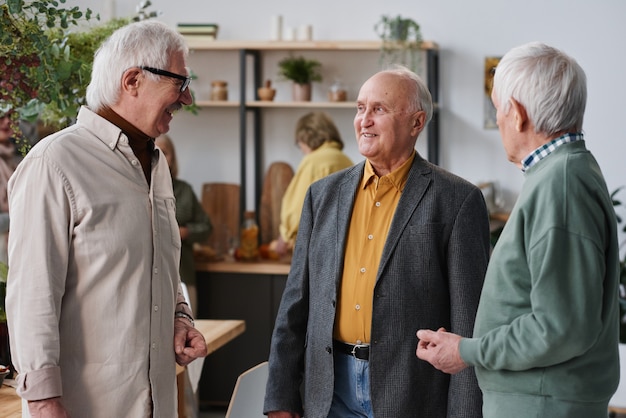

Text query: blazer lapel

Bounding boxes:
[377,156,432,279]
[334,163,365,281]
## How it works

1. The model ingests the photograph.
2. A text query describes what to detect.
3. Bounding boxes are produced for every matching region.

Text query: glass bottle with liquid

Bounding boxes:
[237,211,259,261]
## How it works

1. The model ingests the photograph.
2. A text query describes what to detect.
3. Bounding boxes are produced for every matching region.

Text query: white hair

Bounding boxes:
[493,42,586,135]
[86,20,188,111]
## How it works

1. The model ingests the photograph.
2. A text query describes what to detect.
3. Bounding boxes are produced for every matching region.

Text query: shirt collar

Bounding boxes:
[521,132,583,172]
[361,150,416,192]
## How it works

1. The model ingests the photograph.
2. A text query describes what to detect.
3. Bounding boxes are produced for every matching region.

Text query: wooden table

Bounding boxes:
[0,319,246,418]
[0,382,21,418]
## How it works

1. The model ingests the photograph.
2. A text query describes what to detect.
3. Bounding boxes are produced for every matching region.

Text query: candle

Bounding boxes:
[297,24,312,41]
[270,15,282,41]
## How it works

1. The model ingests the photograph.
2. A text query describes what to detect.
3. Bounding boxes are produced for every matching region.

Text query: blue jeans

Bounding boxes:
[327,352,373,418]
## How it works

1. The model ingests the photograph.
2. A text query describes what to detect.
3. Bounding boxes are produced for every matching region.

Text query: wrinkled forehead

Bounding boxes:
[358,73,411,107]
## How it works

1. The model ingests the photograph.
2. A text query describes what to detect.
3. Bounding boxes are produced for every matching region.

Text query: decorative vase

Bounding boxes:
[292,83,311,101]
[257,79,276,101]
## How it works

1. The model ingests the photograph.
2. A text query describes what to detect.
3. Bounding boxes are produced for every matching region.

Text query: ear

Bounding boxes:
[509,98,528,132]
[121,68,142,97]
[411,110,427,136]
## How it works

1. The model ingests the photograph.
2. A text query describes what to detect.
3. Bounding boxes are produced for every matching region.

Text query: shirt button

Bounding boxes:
[131,160,139,166]
[154,267,158,274]
[152,342,157,349]
[121,137,128,144]
[154,305,159,312]
[355,304,361,310]
[360,267,366,273]
[368,234,373,240]
[375,202,381,207]
[356,339,362,344]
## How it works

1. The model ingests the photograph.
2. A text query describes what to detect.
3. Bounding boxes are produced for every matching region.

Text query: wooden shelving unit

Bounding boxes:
[185,39,440,223]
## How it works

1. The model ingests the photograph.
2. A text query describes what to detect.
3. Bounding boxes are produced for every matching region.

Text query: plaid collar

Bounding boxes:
[521,132,583,172]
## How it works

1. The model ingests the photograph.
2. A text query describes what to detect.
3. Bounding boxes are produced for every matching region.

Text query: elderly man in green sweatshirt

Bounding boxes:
[416,41,620,418]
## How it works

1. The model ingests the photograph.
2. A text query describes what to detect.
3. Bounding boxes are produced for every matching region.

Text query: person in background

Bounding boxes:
[6,20,208,418]
[0,113,22,263]
[270,111,353,256]
[156,134,212,311]
[264,67,489,417]
[416,42,620,418]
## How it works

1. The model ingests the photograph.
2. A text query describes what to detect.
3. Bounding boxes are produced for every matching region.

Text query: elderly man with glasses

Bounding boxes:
[6,20,207,418]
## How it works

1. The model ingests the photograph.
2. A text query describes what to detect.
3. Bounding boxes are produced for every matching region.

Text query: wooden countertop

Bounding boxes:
[1,319,246,417]
[196,258,291,275]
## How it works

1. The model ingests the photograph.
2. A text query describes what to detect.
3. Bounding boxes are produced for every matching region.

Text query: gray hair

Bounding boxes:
[380,65,433,125]
[493,42,586,136]
[86,20,189,111]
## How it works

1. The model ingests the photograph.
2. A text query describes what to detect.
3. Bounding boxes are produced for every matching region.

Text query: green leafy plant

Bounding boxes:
[611,187,626,343]
[0,0,163,150]
[277,55,323,85]
[374,14,423,72]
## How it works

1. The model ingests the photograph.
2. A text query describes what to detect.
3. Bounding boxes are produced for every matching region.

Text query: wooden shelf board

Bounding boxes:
[184,39,438,52]
[194,100,240,107]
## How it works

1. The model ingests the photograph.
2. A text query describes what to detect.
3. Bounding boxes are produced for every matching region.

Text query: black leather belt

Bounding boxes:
[333,340,370,360]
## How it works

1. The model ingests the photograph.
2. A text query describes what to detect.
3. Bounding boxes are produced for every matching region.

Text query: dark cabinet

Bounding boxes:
[196,269,288,406]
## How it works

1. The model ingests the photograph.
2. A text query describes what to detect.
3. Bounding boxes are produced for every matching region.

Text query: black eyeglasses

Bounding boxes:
[140,66,191,93]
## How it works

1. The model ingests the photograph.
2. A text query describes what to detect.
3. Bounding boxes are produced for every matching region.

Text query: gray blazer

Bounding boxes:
[265,155,490,417]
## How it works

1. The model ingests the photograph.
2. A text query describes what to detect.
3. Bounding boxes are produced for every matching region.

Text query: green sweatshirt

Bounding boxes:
[460,140,620,417]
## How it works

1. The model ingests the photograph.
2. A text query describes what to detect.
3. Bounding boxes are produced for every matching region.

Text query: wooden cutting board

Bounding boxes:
[201,182,240,256]
[259,162,294,244]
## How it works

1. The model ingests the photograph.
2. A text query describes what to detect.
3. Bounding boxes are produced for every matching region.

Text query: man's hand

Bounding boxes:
[268,411,301,418]
[28,397,70,417]
[416,328,468,374]
[174,318,208,366]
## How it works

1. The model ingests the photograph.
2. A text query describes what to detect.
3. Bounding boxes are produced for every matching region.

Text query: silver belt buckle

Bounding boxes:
[351,343,369,357]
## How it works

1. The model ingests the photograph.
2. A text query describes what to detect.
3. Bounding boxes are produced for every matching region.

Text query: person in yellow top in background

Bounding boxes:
[270,111,353,256]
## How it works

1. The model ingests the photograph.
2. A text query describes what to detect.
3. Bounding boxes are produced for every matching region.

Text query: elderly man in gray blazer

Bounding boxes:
[264,67,490,418]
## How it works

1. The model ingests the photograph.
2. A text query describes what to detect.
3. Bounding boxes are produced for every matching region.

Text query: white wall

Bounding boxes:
[70,0,626,218]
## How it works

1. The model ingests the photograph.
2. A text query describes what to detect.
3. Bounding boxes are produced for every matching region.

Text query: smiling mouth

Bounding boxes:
[166,104,182,116]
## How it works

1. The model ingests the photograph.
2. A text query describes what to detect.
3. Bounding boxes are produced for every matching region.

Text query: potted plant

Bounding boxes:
[277,55,322,101]
[374,14,423,72]
[0,0,160,151]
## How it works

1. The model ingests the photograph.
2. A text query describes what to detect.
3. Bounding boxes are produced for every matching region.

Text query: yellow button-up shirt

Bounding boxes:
[334,152,415,344]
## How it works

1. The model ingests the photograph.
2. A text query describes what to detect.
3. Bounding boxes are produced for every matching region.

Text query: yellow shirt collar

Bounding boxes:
[361,150,416,192]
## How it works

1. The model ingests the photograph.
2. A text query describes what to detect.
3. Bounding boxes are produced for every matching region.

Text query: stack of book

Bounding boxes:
[177,23,219,41]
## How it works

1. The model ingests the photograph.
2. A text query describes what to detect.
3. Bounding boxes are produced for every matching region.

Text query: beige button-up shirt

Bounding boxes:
[6,107,188,417]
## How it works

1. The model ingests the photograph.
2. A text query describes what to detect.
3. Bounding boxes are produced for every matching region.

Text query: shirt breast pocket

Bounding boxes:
[164,197,181,250]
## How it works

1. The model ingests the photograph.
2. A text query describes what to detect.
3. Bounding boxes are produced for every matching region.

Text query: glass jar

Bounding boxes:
[328,80,347,102]
[210,80,228,101]
[237,211,259,261]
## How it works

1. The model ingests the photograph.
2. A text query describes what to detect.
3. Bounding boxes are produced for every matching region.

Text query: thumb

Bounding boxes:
[416,329,437,341]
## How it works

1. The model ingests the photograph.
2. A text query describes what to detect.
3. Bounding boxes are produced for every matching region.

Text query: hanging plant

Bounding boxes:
[0,0,161,151]
[374,14,424,72]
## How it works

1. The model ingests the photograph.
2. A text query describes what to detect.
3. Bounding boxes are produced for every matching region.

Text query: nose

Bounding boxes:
[358,108,374,128]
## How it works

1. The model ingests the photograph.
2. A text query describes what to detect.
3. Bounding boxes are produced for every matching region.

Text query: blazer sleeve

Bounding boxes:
[446,187,490,417]
[264,187,314,416]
